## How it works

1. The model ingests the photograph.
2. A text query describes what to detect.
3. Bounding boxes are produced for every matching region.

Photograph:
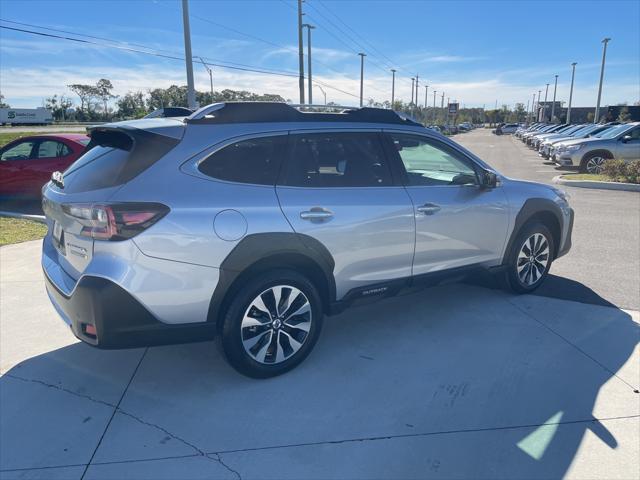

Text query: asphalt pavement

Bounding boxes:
[456,128,640,310]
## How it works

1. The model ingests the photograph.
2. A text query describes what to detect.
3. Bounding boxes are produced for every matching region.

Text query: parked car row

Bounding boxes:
[515,122,640,173]
[426,122,477,136]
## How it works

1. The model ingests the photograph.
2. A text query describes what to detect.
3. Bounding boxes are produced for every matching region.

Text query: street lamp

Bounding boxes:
[316,84,327,105]
[302,24,315,104]
[594,37,611,123]
[567,63,577,123]
[543,83,549,121]
[196,56,214,103]
[391,69,396,107]
[551,75,558,122]
[358,53,366,108]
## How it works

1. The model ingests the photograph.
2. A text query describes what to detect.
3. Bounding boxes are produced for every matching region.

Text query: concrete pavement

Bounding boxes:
[1,240,638,479]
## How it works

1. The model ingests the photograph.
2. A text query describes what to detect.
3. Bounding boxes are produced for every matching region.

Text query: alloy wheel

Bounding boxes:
[585,156,606,174]
[517,233,550,286]
[241,285,312,364]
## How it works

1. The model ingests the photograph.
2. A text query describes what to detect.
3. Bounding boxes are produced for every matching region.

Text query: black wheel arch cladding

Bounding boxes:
[503,198,563,264]
[207,232,336,328]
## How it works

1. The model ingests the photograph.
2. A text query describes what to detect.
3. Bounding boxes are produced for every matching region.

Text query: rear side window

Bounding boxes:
[198,135,286,185]
[58,130,178,194]
[37,140,71,158]
[282,132,392,187]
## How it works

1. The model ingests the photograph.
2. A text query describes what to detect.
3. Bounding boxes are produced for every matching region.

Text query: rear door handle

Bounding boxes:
[300,208,334,221]
[417,203,441,215]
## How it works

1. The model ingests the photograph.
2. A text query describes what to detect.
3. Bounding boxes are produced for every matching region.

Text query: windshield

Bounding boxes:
[596,124,633,139]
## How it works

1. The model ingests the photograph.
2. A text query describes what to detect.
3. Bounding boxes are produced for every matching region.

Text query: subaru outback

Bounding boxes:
[42,103,574,378]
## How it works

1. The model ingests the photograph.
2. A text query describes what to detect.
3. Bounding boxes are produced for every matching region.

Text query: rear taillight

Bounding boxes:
[62,203,169,241]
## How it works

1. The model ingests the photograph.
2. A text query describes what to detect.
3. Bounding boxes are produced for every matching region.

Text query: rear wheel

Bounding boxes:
[221,269,323,378]
[580,151,611,174]
[505,223,555,294]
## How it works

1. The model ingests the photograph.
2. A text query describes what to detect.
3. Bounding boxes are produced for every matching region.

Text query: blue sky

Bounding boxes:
[1,0,638,109]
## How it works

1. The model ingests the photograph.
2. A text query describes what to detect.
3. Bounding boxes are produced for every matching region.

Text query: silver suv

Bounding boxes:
[41,103,574,377]
[554,122,640,173]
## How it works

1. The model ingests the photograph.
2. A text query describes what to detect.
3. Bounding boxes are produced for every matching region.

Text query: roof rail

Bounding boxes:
[185,102,422,126]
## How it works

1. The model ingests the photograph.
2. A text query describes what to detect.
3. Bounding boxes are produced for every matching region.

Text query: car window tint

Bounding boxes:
[389,133,477,186]
[37,140,71,158]
[199,135,286,185]
[283,132,392,187]
[0,140,36,161]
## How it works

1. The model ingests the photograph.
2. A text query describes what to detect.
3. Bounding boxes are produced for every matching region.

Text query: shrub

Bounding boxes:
[602,159,640,184]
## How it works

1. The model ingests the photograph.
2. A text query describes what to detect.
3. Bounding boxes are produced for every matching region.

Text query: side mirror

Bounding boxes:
[621,135,632,143]
[480,170,498,189]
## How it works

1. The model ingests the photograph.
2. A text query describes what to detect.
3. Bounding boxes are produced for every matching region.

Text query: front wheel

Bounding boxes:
[580,151,611,174]
[220,269,323,378]
[505,223,555,294]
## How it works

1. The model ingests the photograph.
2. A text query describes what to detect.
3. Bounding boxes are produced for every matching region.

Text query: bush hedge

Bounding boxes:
[602,159,640,184]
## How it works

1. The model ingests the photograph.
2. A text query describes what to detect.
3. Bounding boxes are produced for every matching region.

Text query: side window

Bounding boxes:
[282,132,392,187]
[625,127,640,141]
[198,135,286,186]
[37,141,71,158]
[0,140,36,161]
[388,134,477,186]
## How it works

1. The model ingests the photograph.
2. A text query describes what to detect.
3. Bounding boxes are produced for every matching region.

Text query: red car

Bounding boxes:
[0,133,89,197]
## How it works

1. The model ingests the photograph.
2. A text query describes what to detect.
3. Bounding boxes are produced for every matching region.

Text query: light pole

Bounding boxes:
[358,53,366,107]
[410,78,415,105]
[536,90,541,122]
[181,0,196,109]
[302,24,315,104]
[551,75,558,122]
[531,93,536,123]
[390,69,396,107]
[297,0,305,104]
[433,90,437,124]
[415,74,419,106]
[567,62,577,123]
[316,84,327,105]
[424,85,428,108]
[196,56,214,103]
[594,37,611,123]
[543,83,549,121]
[441,92,445,109]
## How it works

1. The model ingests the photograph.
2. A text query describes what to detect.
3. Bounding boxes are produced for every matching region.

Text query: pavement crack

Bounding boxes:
[207,453,242,480]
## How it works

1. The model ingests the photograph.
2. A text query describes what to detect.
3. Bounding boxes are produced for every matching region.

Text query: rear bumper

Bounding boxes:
[44,271,216,349]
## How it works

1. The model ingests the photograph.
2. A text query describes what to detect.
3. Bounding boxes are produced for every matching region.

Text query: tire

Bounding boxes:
[220,269,323,378]
[505,222,555,294]
[580,151,612,174]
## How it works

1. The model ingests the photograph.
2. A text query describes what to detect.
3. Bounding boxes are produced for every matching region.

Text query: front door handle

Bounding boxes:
[300,208,334,221]
[417,203,441,215]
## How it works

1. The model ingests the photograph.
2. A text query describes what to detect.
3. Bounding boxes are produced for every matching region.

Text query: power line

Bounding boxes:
[0,23,361,100]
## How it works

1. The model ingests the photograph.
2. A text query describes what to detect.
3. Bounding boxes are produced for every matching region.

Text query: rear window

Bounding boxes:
[59,130,178,193]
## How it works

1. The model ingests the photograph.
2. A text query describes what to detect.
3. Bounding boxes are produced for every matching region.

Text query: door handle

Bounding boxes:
[300,208,334,221]
[417,203,441,215]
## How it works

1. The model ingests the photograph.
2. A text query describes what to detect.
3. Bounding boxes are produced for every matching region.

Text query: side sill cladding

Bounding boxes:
[502,198,564,263]
[207,232,336,329]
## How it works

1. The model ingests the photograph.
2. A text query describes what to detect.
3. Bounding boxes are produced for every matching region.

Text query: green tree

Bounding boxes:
[67,84,98,113]
[116,91,147,119]
[0,94,9,108]
[95,79,117,118]
[45,95,74,121]
[617,107,631,123]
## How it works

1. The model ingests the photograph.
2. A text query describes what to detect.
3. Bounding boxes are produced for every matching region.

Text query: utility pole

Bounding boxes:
[531,93,536,122]
[567,62,577,123]
[196,57,214,103]
[526,99,529,123]
[433,90,437,124]
[551,75,558,122]
[536,90,541,122]
[390,69,396,107]
[594,37,611,123]
[297,0,305,104]
[358,52,366,107]
[543,83,549,121]
[410,78,415,105]
[302,24,315,104]
[415,74,419,105]
[441,92,445,108]
[181,0,196,109]
[424,85,428,108]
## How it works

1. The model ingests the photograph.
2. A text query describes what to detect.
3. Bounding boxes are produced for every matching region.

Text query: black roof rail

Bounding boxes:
[184,102,422,126]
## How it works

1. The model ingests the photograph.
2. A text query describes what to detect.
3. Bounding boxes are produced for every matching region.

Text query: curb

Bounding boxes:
[0,211,47,224]
[552,175,640,192]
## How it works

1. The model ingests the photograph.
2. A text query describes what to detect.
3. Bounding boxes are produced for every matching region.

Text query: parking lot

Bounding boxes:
[1,128,638,479]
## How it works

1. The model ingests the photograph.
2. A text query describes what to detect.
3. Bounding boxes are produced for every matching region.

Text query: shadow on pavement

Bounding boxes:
[1,282,638,478]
